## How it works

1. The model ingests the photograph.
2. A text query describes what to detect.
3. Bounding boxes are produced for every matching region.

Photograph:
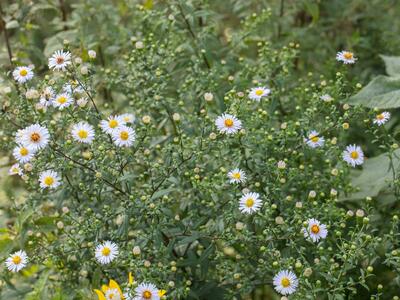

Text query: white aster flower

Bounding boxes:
[215,113,242,135]
[121,113,135,124]
[105,288,121,300]
[100,115,126,134]
[9,163,23,176]
[39,86,55,107]
[20,124,50,151]
[239,192,262,214]
[320,94,333,102]
[305,130,324,148]
[273,270,298,295]
[302,218,328,243]
[63,82,84,95]
[336,50,357,64]
[71,122,95,144]
[373,111,390,126]
[5,250,28,272]
[227,168,246,184]
[248,87,270,101]
[39,170,61,189]
[13,145,36,163]
[95,241,119,265]
[53,93,73,109]
[15,128,26,145]
[77,97,88,107]
[112,126,136,147]
[124,289,134,300]
[134,283,160,300]
[12,66,34,84]
[48,50,72,71]
[343,144,364,167]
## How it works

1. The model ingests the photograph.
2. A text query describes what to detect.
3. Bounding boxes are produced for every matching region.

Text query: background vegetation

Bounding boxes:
[1,0,400,299]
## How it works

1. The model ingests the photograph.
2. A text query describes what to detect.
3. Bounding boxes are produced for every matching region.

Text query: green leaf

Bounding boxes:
[340,150,400,201]
[346,75,400,108]
[380,55,400,76]
[6,20,19,29]
[25,270,50,300]
[43,30,78,57]
[0,237,13,257]
[150,187,175,200]
[304,2,319,23]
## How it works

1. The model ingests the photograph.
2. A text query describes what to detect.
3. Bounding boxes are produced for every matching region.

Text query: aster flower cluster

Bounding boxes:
[0,5,399,300]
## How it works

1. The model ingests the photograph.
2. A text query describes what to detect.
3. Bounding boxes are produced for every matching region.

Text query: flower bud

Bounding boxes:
[135,41,144,49]
[80,65,89,75]
[142,115,151,124]
[57,221,64,229]
[235,222,244,231]
[204,92,213,102]
[277,160,286,169]
[303,267,313,277]
[88,50,96,59]
[132,246,141,255]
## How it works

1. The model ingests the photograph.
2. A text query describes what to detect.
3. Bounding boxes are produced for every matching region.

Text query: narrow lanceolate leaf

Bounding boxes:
[346,75,400,108]
[380,55,400,76]
[340,149,400,201]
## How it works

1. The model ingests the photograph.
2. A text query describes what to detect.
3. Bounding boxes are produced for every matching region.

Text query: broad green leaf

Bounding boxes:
[0,236,13,257]
[340,150,400,201]
[143,0,153,9]
[346,75,400,108]
[43,30,78,57]
[304,2,319,23]
[380,55,400,76]
[6,20,19,29]
[150,187,175,200]
[25,270,50,300]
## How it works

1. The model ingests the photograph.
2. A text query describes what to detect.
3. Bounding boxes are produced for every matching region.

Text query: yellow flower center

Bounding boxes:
[12,255,22,265]
[102,247,111,256]
[255,89,263,96]
[343,52,353,60]
[108,293,115,299]
[44,176,54,186]
[143,290,152,299]
[310,135,319,143]
[224,119,233,127]
[281,277,290,287]
[377,113,384,120]
[311,224,320,234]
[109,120,118,128]
[350,151,359,159]
[120,131,129,141]
[31,133,40,142]
[232,172,241,179]
[58,96,67,104]
[245,198,254,207]
[19,147,29,156]
[19,69,28,76]
[78,130,88,139]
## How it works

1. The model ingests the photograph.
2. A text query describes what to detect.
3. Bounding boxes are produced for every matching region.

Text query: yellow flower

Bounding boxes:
[94,279,124,300]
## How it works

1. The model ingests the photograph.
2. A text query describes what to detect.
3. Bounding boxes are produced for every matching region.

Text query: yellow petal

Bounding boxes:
[101,284,109,293]
[159,289,167,296]
[128,272,134,285]
[109,279,123,296]
[94,289,106,300]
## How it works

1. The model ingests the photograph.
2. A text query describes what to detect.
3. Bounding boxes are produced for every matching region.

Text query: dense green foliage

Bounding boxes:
[1,1,400,299]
